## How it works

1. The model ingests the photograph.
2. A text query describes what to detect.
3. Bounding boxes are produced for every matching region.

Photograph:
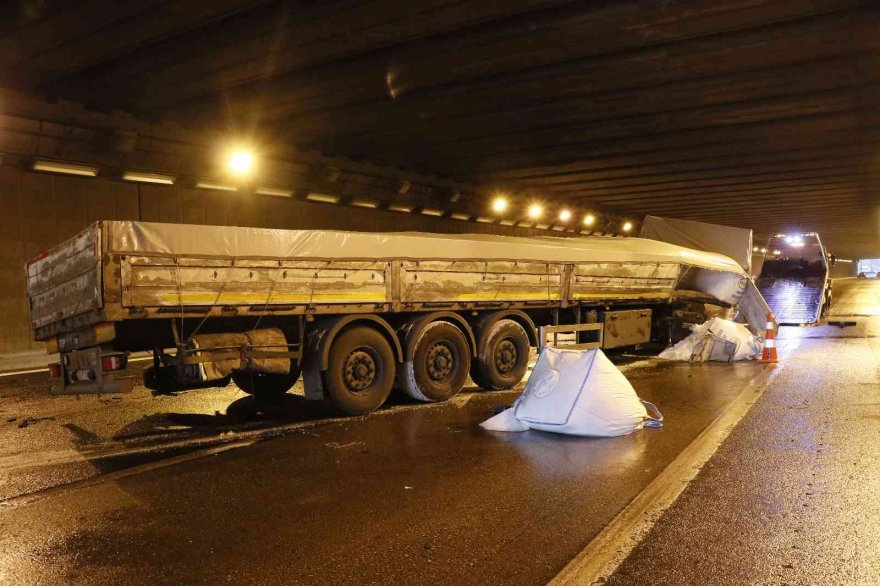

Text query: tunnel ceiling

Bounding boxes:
[1,0,879,257]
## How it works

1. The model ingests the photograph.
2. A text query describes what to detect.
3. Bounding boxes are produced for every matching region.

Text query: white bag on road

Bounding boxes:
[659,317,761,362]
[480,348,661,437]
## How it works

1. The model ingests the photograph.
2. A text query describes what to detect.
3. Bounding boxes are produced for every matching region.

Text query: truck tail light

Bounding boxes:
[101,354,127,371]
[48,363,62,378]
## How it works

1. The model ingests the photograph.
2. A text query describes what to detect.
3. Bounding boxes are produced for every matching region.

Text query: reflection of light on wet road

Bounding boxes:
[830,278,880,316]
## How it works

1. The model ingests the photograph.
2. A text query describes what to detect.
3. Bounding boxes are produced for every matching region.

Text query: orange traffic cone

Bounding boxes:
[760,312,779,363]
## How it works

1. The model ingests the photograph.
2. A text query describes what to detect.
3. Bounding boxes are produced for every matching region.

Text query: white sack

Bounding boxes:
[479,407,530,432]
[659,317,761,362]
[513,348,651,437]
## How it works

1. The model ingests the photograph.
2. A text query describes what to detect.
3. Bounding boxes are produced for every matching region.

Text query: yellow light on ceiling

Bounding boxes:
[227,149,255,177]
[491,196,508,213]
[583,214,595,226]
[622,221,633,233]
[527,204,543,219]
[559,209,572,222]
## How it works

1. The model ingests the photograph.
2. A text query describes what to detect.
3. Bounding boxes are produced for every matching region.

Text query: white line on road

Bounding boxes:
[549,367,776,586]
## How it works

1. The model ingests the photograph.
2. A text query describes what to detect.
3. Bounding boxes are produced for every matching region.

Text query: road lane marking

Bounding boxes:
[550,368,775,586]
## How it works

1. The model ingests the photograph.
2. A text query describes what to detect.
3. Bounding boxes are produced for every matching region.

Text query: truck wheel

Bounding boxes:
[470,319,530,390]
[398,321,471,402]
[232,365,300,402]
[324,326,396,415]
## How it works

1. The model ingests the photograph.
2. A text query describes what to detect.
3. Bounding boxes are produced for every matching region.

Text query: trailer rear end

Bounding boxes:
[26,223,130,394]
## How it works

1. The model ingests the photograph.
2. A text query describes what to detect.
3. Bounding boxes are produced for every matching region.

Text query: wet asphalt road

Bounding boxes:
[830,276,880,316]
[607,278,880,585]
[0,277,872,585]
[0,358,765,585]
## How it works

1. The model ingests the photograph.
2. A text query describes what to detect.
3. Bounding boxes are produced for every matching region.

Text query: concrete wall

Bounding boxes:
[0,167,552,354]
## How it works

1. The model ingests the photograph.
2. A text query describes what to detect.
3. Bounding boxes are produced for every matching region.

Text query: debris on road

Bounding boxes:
[659,317,762,362]
[16,416,55,429]
[481,348,662,437]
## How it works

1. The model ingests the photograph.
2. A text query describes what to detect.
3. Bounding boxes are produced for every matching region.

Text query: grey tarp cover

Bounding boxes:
[639,216,753,273]
[108,221,745,274]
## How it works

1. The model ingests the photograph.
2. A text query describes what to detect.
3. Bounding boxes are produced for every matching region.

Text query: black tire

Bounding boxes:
[397,321,471,402]
[324,326,396,415]
[470,319,530,390]
[232,364,300,402]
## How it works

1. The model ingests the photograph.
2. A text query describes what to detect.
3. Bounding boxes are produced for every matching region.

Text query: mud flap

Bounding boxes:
[300,328,326,401]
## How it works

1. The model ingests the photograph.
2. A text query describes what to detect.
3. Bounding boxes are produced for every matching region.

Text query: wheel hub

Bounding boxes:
[426,343,455,381]
[343,350,377,392]
[495,339,518,374]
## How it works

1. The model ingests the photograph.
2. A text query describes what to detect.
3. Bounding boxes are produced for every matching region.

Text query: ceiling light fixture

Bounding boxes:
[195,180,237,192]
[305,192,340,204]
[491,196,508,213]
[351,199,379,209]
[227,149,255,177]
[123,171,175,185]
[256,186,293,197]
[33,160,98,177]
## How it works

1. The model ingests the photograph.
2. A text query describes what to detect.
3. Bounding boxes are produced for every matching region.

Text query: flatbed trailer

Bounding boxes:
[27,221,755,414]
[756,233,831,326]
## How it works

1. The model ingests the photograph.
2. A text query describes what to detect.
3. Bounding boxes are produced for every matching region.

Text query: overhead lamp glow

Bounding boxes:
[527,204,543,219]
[583,214,595,226]
[622,221,633,233]
[559,209,572,222]
[773,249,782,255]
[227,149,255,177]
[33,160,98,177]
[761,248,767,254]
[389,204,413,213]
[421,208,444,217]
[123,171,175,185]
[450,213,471,221]
[491,197,508,213]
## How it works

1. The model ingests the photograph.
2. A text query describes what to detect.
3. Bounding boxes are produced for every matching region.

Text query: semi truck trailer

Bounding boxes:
[26,220,760,414]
